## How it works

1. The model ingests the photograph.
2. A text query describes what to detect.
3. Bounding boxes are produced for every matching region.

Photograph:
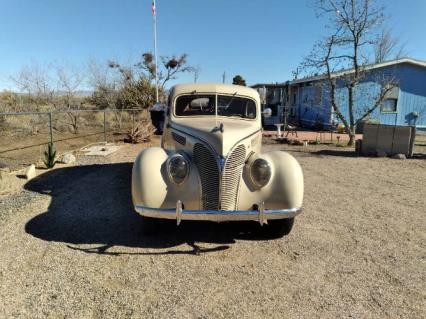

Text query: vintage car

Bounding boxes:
[132,83,304,237]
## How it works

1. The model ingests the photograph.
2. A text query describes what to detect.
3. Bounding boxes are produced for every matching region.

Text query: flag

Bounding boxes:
[152,0,156,16]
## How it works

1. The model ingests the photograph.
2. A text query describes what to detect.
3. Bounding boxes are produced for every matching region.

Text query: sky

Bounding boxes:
[1,0,426,90]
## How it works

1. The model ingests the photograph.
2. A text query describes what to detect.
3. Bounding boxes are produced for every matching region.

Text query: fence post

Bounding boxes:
[132,110,135,128]
[49,112,53,144]
[103,110,107,144]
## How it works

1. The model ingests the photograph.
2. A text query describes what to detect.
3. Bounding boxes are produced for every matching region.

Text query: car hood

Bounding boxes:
[171,118,260,156]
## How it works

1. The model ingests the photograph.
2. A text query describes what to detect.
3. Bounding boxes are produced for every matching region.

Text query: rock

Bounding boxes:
[0,161,8,169]
[25,164,36,180]
[61,153,76,164]
[0,171,12,193]
[391,153,406,160]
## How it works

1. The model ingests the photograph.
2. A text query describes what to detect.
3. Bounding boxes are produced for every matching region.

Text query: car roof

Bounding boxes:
[169,83,260,102]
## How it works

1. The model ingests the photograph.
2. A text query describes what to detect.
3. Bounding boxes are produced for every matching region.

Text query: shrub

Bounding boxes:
[124,121,156,144]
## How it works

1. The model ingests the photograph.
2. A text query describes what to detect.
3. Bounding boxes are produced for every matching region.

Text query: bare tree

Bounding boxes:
[54,64,85,133]
[88,59,121,109]
[374,28,407,63]
[10,62,56,111]
[303,0,398,145]
[88,59,127,128]
[136,52,195,92]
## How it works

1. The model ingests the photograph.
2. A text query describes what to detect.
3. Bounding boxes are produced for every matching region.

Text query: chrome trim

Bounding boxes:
[258,201,266,226]
[176,200,183,226]
[135,205,303,223]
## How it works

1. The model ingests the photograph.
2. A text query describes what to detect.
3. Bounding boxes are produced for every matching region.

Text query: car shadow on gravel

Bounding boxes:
[24,163,277,256]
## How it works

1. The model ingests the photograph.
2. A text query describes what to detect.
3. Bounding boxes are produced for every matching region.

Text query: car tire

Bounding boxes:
[140,216,160,236]
[261,218,295,238]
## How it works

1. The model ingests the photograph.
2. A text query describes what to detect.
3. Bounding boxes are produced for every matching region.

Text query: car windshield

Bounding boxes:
[175,94,256,119]
[217,95,256,119]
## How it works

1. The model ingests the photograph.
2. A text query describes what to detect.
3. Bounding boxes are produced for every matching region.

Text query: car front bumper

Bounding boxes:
[134,201,303,225]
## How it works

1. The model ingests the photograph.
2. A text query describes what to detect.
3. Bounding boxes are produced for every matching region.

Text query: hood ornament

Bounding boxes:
[212,123,224,133]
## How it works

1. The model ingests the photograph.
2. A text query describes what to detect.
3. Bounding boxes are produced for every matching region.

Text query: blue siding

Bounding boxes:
[395,64,426,127]
[296,62,426,129]
[297,85,333,129]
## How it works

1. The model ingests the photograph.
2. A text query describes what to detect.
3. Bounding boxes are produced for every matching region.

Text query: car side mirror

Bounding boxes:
[262,108,272,118]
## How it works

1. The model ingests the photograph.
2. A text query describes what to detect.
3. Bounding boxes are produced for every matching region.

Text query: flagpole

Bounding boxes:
[152,0,159,103]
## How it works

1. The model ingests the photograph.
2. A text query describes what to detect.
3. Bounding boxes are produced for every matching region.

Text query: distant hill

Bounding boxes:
[74,91,93,97]
[3,90,93,97]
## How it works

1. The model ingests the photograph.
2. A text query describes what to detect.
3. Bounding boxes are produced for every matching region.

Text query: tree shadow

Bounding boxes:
[24,163,276,256]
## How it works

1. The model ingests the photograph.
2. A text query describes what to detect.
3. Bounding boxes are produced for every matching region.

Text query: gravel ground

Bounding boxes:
[0,139,425,319]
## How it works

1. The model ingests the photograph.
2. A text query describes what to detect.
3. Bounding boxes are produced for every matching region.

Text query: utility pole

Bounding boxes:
[222,71,226,84]
[193,66,200,83]
[152,0,159,103]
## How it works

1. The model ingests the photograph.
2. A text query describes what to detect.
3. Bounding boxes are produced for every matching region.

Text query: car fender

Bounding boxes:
[132,147,169,208]
[132,147,201,209]
[239,151,304,210]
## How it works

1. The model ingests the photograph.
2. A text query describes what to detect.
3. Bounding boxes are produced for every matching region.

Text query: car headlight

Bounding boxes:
[167,154,189,185]
[250,158,271,188]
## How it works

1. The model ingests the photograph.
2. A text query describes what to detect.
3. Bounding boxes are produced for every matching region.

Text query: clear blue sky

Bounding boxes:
[1,0,425,90]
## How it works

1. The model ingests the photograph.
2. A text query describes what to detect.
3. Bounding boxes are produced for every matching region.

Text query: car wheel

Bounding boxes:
[261,218,295,238]
[140,216,160,235]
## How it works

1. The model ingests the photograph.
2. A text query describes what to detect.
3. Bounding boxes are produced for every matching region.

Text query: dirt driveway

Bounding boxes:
[0,141,425,318]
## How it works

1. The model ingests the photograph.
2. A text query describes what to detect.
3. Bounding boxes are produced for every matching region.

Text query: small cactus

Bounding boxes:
[44,142,57,168]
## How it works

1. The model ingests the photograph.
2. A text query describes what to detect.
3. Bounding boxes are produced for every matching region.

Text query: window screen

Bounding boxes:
[381,98,397,113]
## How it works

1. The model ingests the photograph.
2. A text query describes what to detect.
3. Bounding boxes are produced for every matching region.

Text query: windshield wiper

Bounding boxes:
[224,92,238,109]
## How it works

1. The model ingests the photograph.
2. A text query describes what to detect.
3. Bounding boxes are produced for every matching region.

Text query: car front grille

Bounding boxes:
[220,145,246,210]
[193,142,246,211]
[193,143,220,210]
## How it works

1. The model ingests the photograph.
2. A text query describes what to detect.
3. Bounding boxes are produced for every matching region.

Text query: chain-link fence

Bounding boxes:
[0,109,149,169]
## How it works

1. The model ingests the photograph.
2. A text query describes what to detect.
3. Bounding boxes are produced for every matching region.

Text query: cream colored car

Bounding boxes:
[132,83,303,237]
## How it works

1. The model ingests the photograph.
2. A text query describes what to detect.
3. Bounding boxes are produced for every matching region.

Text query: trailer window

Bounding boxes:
[381,98,397,113]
